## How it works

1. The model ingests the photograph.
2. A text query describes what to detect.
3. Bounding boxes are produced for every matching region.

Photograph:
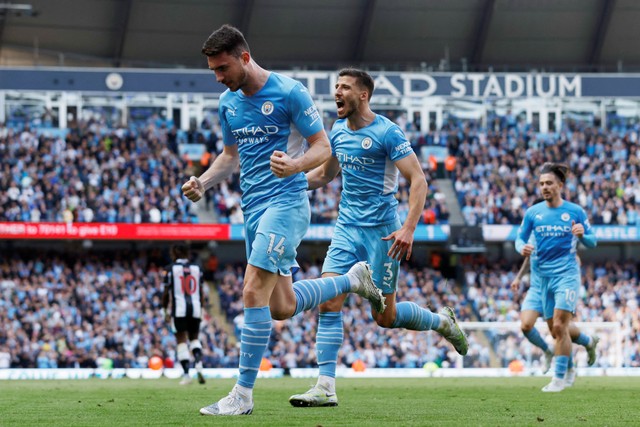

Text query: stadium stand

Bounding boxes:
[445,117,640,226]
[1,248,637,370]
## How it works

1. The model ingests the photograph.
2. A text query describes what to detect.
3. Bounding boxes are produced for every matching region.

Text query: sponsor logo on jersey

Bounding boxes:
[336,152,375,171]
[362,137,373,149]
[261,101,274,115]
[535,224,572,236]
[303,105,320,125]
[232,125,279,145]
[394,141,412,155]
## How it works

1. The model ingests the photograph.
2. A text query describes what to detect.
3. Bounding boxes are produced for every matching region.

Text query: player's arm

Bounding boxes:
[182,144,239,202]
[270,84,331,178]
[199,270,205,309]
[271,129,331,178]
[515,212,534,256]
[510,257,530,293]
[305,155,341,190]
[161,271,171,323]
[572,210,597,248]
[383,153,428,261]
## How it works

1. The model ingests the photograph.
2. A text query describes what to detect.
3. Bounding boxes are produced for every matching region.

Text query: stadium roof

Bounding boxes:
[0,0,639,72]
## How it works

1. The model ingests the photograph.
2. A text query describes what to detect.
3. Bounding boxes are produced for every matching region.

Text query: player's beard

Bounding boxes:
[226,69,249,92]
[543,188,560,204]
[336,97,359,119]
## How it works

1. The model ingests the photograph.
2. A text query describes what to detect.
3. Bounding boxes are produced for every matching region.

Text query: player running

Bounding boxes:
[182,25,385,416]
[515,163,597,392]
[511,253,599,385]
[288,68,468,408]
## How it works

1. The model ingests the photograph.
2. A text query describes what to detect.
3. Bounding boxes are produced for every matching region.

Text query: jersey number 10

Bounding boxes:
[180,275,198,296]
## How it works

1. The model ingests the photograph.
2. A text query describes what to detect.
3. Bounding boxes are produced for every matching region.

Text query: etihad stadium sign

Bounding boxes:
[288,72,584,99]
[1,68,639,98]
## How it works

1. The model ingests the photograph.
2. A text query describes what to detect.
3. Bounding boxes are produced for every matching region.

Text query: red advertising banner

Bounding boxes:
[0,222,230,241]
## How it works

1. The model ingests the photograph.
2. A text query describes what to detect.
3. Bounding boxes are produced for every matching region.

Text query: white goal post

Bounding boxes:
[458,321,624,369]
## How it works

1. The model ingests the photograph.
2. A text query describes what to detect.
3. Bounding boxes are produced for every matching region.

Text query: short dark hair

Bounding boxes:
[171,244,189,260]
[338,68,374,100]
[539,162,569,184]
[201,24,250,58]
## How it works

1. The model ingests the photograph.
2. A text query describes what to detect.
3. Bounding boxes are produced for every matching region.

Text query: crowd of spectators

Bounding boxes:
[0,248,235,370]
[0,120,199,224]
[462,255,640,369]
[3,246,637,372]
[431,114,640,225]
[0,111,449,227]
[2,108,640,372]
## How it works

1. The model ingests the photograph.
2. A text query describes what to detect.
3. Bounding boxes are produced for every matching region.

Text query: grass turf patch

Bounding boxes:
[0,376,638,426]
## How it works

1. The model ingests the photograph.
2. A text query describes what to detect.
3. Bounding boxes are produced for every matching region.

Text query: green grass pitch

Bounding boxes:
[0,377,638,426]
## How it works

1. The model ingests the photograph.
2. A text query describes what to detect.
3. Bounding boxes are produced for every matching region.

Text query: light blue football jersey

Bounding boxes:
[330,114,414,226]
[516,200,596,277]
[218,72,324,212]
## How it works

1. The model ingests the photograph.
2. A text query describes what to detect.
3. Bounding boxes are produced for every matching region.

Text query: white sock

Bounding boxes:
[347,273,359,289]
[436,314,449,333]
[317,375,336,392]
[235,384,253,401]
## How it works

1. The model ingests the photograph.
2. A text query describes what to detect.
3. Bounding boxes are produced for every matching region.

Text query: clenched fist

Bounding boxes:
[182,176,205,202]
[270,150,298,178]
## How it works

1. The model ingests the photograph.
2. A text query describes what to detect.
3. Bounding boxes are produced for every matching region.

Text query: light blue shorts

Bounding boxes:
[521,273,543,314]
[539,271,581,320]
[322,220,401,295]
[243,194,310,276]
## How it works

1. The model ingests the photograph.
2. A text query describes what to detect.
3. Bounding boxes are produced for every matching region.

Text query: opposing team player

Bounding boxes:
[162,244,206,385]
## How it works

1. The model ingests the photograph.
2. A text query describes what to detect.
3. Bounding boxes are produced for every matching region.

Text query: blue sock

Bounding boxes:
[568,351,574,369]
[555,355,569,379]
[391,302,441,330]
[292,276,351,317]
[523,327,550,353]
[573,333,591,348]
[316,312,343,378]
[237,307,272,389]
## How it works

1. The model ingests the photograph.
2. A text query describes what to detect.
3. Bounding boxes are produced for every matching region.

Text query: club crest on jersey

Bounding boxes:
[561,213,570,221]
[261,101,274,115]
[361,137,373,149]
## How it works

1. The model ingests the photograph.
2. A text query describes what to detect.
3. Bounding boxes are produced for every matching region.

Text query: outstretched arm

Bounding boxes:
[182,144,239,203]
[510,257,530,293]
[383,153,428,261]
